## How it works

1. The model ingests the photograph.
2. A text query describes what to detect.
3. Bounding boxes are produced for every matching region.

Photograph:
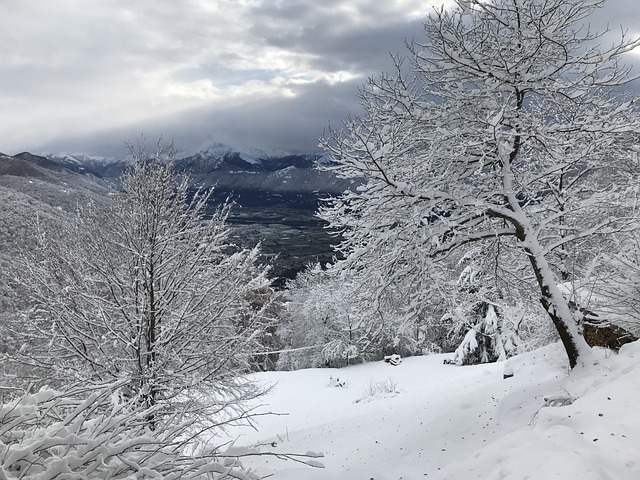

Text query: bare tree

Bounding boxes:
[320,0,640,368]
[7,142,274,426]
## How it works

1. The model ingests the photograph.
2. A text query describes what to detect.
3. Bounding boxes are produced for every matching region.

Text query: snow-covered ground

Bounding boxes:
[226,342,640,479]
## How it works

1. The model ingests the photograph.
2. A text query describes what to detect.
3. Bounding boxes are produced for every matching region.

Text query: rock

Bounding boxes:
[582,318,638,350]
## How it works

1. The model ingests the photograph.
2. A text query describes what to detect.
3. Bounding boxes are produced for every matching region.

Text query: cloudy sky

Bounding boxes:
[1,0,639,157]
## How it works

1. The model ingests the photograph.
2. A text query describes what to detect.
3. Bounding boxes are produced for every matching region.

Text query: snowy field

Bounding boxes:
[226,342,640,479]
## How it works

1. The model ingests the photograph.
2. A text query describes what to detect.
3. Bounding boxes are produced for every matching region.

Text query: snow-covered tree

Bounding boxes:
[443,242,556,364]
[320,0,640,368]
[5,142,273,426]
[562,231,640,342]
[279,262,440,370]
[446,249,509,365]
[279,264,369,369]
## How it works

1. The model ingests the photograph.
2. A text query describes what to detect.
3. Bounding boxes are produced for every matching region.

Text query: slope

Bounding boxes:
[224,342,640,479]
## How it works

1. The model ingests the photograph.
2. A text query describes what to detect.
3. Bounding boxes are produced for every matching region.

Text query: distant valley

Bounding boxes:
[1,144,352,287]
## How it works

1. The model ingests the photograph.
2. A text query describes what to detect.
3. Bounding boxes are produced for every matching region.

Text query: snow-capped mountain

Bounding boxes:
[1,145,344,285]
[0,151,110,193]
[177,147,347,194]
[45,143,351,195]
[45,152,130,179]
[177,142,320,172]
[191,143,291,166]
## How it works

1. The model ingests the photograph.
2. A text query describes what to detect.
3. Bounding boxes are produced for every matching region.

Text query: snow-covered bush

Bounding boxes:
[565,239,640,341]
[445,250,513,365]
[448,311,498,366]
[362,378,399,397]
[0,382,261,480]
[277,264,363,369]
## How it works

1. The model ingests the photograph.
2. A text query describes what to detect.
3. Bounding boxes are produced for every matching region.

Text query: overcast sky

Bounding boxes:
[1,0,639,157]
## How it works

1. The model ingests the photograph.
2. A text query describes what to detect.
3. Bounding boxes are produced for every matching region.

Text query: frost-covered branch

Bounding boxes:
[5,140,276,426]
[319,0,640,368]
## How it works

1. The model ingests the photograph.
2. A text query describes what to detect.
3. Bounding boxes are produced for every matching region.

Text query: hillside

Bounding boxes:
[222,343,640,479]
[0,152,111,268]
[0,152,113,361]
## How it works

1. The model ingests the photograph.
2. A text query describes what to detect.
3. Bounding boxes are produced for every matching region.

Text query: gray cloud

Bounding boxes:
[36,77,364,157]
[1,0,638,157]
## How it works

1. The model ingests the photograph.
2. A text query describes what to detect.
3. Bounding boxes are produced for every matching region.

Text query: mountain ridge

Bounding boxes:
[0,145,343,285]
[38,143,349,195]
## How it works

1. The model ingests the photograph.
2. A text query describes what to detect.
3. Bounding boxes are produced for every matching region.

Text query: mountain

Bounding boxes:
[183,143,291,168]
[1,152,67,179]
[44,153,130,180]
[170,144,348,284]
[0,152,112,306]
[0,151,111,195]
[180,152,350,195]
[6,145,348,286]
[46,143,354,196]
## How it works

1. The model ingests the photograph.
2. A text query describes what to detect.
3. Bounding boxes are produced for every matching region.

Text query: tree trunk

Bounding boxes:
[521,234,594,369]
[538,296,582,369]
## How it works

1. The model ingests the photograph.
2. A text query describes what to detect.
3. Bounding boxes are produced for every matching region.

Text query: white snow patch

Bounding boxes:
[223,342,640,479]
[197,142,291,165]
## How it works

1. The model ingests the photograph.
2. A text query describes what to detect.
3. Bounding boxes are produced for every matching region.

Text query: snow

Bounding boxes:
[46,152,121,165]
[224,342,640,479]
[197,142,290,165]
[451,328,479,364]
